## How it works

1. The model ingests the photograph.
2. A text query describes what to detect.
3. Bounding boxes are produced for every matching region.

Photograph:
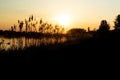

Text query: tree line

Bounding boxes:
[5,14,120,36]
[97,14,120,32]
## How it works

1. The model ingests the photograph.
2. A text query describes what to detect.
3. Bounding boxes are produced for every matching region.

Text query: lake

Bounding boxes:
[0,36,67,51]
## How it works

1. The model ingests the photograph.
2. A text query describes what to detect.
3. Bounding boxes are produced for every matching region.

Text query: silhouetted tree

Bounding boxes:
[114,14,120,30]
[98,20,110,33]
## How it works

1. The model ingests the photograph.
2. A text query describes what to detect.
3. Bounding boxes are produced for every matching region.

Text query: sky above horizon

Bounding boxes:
[0,0,120,30]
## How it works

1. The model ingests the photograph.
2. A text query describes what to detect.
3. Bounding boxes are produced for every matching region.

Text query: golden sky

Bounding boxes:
[0,0,120,30]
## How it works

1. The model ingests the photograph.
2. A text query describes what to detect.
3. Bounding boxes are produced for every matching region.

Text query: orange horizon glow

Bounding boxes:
[0,0,120,31]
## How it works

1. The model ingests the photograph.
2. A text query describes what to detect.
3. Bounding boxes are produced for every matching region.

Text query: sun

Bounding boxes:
[57,14,71,27]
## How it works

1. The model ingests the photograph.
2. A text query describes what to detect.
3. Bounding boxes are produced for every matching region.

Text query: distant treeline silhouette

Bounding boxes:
[0,14,120,38]
[8,14,120,32]
[1,14,120,65]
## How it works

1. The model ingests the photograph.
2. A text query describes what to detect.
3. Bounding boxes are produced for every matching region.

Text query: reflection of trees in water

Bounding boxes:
[26,38,40,47]
[0,37,67,51]
[0,38,5,50]
[10,38,18,50]
[18,37,24,49]
[0,38,11,51]
[39,37,67,46]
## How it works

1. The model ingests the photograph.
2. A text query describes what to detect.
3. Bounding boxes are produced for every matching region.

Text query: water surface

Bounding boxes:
[0,36,67,51]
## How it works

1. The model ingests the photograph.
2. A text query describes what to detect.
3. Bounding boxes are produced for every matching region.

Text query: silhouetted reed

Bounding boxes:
[1,14,120,64]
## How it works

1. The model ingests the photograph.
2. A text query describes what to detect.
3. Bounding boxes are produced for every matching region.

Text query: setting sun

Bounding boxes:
[56,14,71,27]
[0,0,120,64]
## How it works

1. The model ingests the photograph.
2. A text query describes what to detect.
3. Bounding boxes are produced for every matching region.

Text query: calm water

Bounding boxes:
[0,36,67,51]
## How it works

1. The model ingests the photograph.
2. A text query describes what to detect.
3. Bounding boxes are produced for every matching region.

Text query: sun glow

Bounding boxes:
[56,14,71,27]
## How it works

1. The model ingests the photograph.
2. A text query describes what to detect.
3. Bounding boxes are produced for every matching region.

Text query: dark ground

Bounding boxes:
[0,30,119,69]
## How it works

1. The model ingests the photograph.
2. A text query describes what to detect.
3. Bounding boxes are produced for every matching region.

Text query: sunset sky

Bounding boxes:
[0,0,120,30]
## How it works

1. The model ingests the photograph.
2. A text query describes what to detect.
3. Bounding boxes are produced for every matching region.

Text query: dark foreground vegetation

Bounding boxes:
[0,14,120,66]
[0,30,120,66]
